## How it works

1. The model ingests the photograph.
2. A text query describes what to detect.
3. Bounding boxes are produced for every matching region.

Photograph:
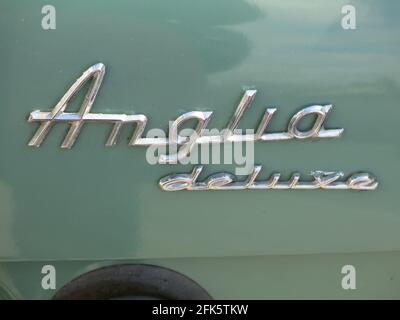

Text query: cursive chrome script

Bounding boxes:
[28,63,343,163]
[159,166,378,191]
[27,63,379,191]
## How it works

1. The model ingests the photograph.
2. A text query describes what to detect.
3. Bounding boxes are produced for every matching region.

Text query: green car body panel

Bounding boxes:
[0,0,399,299]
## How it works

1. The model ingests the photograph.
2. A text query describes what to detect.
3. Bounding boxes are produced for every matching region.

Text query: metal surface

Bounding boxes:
[1,0,398,260]
[0,0,399,299]
[27,63,376,190]
[27,64,343,152]
[159,166,378,191]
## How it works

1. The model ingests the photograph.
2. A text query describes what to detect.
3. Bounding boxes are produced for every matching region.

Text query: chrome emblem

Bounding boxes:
[27,63,378,191]
[159,167,378,191]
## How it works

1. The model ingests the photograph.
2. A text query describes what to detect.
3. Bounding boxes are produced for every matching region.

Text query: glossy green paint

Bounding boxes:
[2,251,400,299]
[0,0,399,298]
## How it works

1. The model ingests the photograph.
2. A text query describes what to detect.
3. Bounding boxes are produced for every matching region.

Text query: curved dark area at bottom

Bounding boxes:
[53,264,212,300]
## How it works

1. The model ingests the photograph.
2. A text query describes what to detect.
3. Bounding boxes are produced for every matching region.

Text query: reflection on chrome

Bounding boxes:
[26,63,379,192]
[27,63,344,163]
[159,166,378,191]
